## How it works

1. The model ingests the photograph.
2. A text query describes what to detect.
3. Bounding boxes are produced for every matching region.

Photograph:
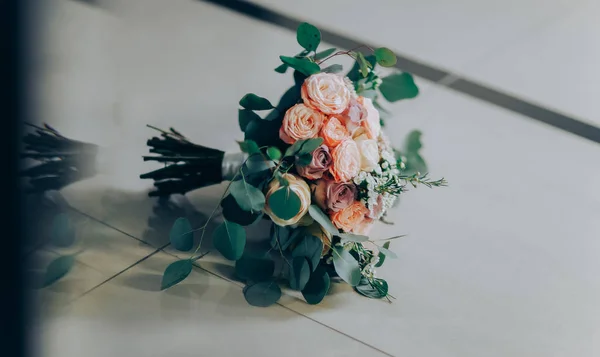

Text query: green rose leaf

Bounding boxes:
[243,281,282,307]
[267,147,282,161]
[212,220,246,261]
[235,255,275,282]
[229,180,265,213]
[375,241,390,268]
[379,73,419,102]
[314,47,336,60]
[169,217,194,252]
[339,233,369,243]
[354,278,388,299]
[51,213,75,248]
[292,235,323,271]
[296,22,321,51]
[238,109,261,132]
[322,64,343,73]
[267,187,301,221]
[374,47,397,67]
[237,140,260,155]
[332,246,361,286]
[274,63,289,73]
[239,93,274,111]
[308,205,338,235]
[221,195,263,226]
[161,259,193,290]
[301,265,330,305]
[289,257,311,290]
[43,255,75,287]
[279,56,320,76]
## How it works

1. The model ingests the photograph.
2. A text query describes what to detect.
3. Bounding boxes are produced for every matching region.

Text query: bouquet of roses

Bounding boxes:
[142,23,445,307]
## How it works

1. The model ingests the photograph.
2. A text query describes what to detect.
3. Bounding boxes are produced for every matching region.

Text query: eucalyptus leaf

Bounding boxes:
[296,153,313,167]
[275,85,301,113]
[239,93,274,110]
[354,278,388,299]
[169,217,194,252]
[296,22,321,51]
[212,220,246,261]
[289,257,310,290]
[339,233,369,243]
[43,255,75,287]
[332,246,361,286]
[221,195,263,226]
[356,52,371,77]
[243,281,282,307]
[267,147,282,161]
[378,243,397,259]
[244,117,281,147]
[51,213,75,248]
[267,187,301,221]
[405,130,423,152]
[235,256,275,282]
[308,205,338,235]
[161,259,192,290]
[279,56,320,76]
[292,235,323,271]
[379,73,419,102]
[297,138,324,155]
[301,266,330,305]
[322,64,344,73]
[347,55,376,82]
[274,63,288,73]
[270,225,300,250]
[374,47,397,67]
[237,140,260,155]
[375,241,391,268]
[314,47,336,60]
[229,180,265,212]
[238,109,261,132]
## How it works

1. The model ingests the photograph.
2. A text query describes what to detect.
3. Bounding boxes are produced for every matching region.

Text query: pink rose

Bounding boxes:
[330,139,360,183]
[279,103,326,144]
[296,145,332,180]
[301,73,351,115]
[358,97,381,139]
[342,98,368,135]
[312,179,357,212]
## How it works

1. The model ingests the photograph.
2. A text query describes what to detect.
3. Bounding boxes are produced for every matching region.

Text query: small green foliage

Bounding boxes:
[169,217,194,252]
[43,255,75,287]
[301,266,330,304]
[296,22,321,52]
[161,259,193,290]
[267,147,282,161]
[237,140,260,155]
[379,73,419,102]
[374,47,397,67]
[212,220,246,261]
[279,56,320,76]
[332,246,361,286]
[238,109,261,132]
[239,93,274,110]
[243,281,282,307]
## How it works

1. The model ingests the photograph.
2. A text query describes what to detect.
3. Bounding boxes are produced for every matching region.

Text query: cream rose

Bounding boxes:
[320,116,349,148]
[354,133,380,172]
[301,73,351,115]
[331,201,370,233]
[330,139,361,183]
[358,97,381,139]
[279,103,326,144]
[264,174,311,226]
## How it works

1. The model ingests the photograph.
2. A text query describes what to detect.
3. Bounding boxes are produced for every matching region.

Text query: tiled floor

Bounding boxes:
[28,1,600,356]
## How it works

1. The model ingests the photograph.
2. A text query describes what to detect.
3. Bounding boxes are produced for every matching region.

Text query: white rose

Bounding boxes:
[354,134,379,172]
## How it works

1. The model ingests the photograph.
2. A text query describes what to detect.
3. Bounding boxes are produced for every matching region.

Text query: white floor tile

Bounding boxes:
[36,251,388,357]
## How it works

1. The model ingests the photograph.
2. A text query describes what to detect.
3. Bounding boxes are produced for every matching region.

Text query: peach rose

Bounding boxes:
[330,139,360,183]
[301,73,351,115]
[320,116,349,148]
[342,98,368,135]
[358,97,381,139]
[264,174,311,226]
[354,133,380,172]
[279,103,326,144]
[331,201,370,233]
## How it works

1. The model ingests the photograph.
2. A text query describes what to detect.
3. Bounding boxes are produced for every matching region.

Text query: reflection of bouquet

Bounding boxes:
[149,23,445,306]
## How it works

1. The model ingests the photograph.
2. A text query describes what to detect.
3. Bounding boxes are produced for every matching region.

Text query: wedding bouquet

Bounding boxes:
[142,23,445,307]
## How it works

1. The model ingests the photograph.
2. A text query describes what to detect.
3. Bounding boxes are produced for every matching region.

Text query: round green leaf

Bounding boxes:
[279,56,320,76]
[375,241,390,268]
[308,205,338,235]
[221,194,263,226]
[238,109,261,132]
[239,93,274,111]
[237,140,260,155]
[354,278,388,299]
[43,255,75,287]
[270,225,301,250]
[161,259,193,290]
[267,187,301,221]
[297,22,321,51]
[332,246,361,286]
[169,217,194,252]
[322,64,343,74]
[235,256,275,282]
[379,73,419,102]
[267,147,282,161]
[302,266,330,305]
[378,244,397,259]
[243,281,282,307]
[374,47,397,67]
[289,257,310,290]
[297,138,324,156]
[212,220,246,261]
[229,180,265,213]
[51,213,75,247]
[292,235,323,272]
[274,63,289,73]
[314,47,336,60]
